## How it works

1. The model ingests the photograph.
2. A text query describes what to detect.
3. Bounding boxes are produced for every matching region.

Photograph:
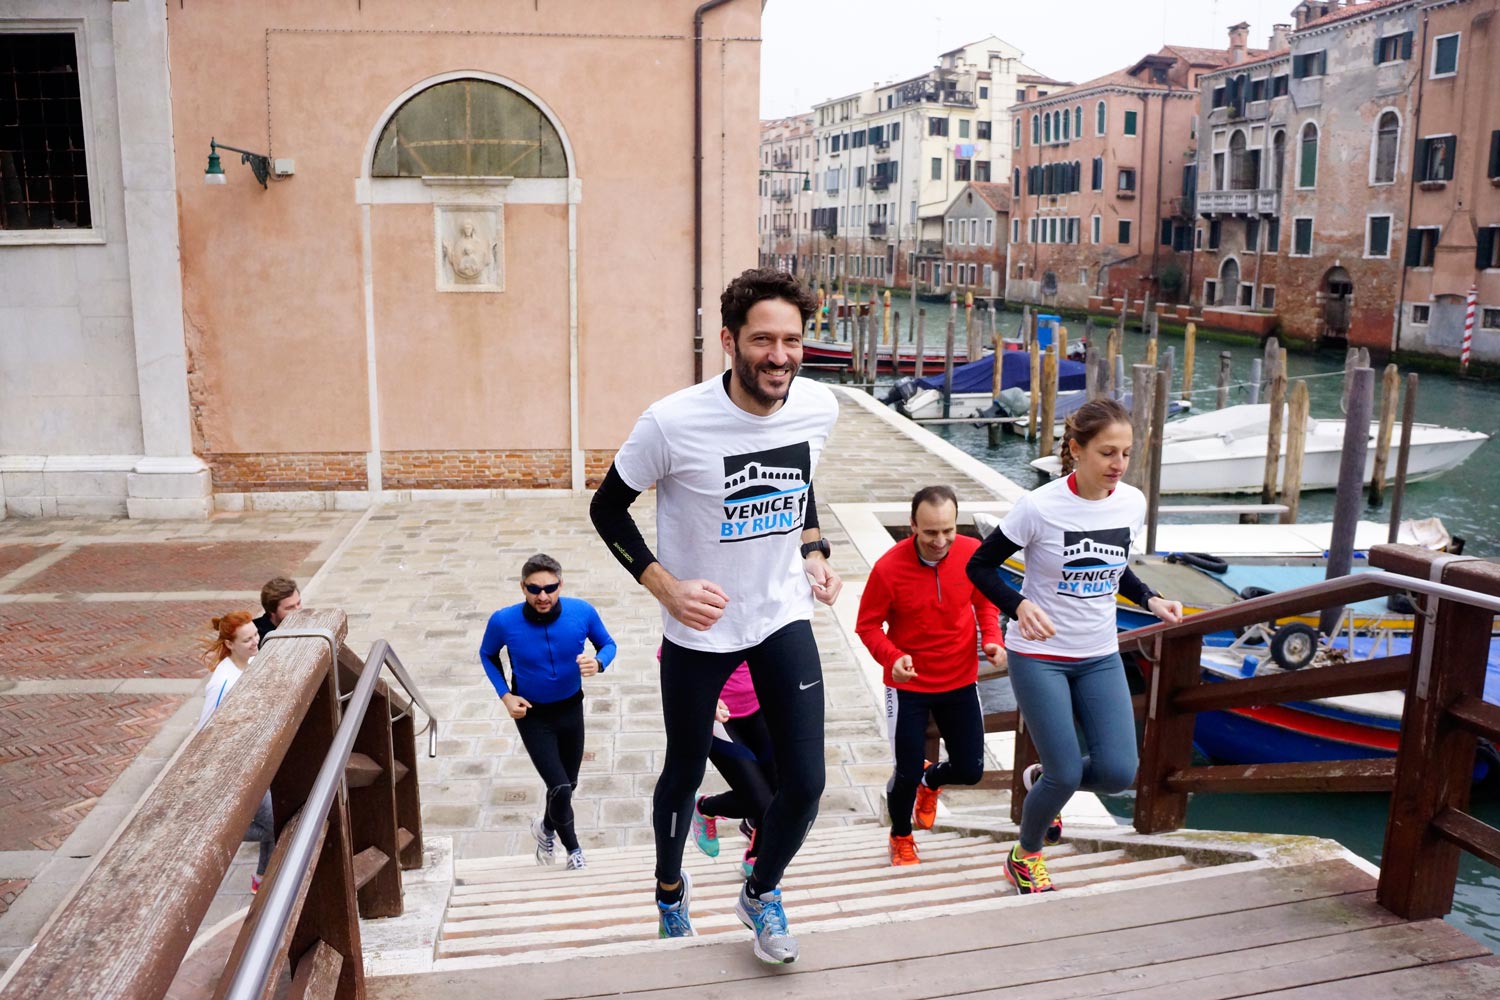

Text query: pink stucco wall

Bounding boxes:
[168,0,762,466]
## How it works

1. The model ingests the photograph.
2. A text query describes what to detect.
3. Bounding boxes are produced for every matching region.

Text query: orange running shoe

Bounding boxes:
[1004,844,1056,894]
[889,833,920,866]
[912,759,939,830]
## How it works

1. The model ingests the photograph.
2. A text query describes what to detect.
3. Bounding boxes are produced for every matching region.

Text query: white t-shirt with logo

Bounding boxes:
[1000,475,1146,659]
[614,374,839,653]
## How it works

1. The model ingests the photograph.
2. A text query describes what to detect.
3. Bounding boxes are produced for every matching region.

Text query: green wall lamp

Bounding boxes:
[759,167,812,190]
[204,138,272,188]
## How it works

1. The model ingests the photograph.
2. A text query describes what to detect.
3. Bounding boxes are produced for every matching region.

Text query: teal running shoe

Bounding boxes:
[691,799,720,858]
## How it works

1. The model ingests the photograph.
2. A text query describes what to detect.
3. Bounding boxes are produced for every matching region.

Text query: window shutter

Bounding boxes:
[1415,137,1431,181]
[1440,135,1457,179]
[1405,229,1422,267]
[1478,228,1496,270]
[1401,32,1414,60]
[1374,39,1382,66]
[1490,131,1500,179]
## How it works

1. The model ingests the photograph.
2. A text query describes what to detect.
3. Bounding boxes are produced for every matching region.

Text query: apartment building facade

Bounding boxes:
[1007,33,1253,311]
[758,114,815,277]
[1192,2,1425,347]
[920,181,1011,298]
[759,36,1057,295]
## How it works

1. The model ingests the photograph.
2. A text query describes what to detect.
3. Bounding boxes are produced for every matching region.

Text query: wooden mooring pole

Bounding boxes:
[1146,369,1169,553]
[1280,379,1310,524]
[1217,351,1232,409]
[1257,349,1287,525]
[1369,363,1400,506]
[914,309,927,381]
[943,298,957,419]
[1028,343,1042,440]
[1038,346,1059,459]
[1126,364,1153,489]
[1387,373,1419,543]
[1321,365,1375,635]
[1181,322,1197,402]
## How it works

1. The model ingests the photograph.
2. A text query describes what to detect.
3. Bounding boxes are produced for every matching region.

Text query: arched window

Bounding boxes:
[1062,109,1071,141]
[1013,167,1021,194]
[1032,114,1040,144]
[1272,130,1287,189]
[372,78,566,177]
[1372,111,1399,184]
[1074,105,1083,138]
[1298,122,1319,188]
[1096,100,1107,136]
[1044,113,1052,143]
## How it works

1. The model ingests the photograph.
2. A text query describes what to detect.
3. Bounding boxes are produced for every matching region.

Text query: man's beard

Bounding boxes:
[733,351,798,408]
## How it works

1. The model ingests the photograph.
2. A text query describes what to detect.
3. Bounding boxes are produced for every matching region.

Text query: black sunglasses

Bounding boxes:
[525,582,561,595]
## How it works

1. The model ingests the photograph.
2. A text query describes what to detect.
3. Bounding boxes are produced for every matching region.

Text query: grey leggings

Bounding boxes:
[1007,650,1138,853]
[246,792,274,876]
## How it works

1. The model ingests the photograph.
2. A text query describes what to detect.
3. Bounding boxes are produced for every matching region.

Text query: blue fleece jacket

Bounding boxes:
[479,597,617,704]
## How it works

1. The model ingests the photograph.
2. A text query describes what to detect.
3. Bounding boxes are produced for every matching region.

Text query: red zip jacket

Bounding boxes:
[856,535,1003,693]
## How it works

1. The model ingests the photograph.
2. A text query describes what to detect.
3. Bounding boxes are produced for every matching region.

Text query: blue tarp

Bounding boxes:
[914,351,1088,394]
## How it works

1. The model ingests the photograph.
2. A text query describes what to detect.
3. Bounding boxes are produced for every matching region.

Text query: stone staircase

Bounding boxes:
[432,820,1199,969]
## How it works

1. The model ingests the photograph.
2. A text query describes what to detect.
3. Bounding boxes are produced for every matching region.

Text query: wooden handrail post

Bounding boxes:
[1133,633,1203,834]
[1375,553,1500,919]
[349,684,403,919]
[391,711,425,869]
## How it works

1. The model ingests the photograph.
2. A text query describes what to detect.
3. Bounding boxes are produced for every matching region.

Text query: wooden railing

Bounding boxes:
[946,545,1500,922]
[0,609,434,1000]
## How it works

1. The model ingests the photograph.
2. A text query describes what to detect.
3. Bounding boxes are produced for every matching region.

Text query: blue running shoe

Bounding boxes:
[736,884,797,964]
[657,870,696,939]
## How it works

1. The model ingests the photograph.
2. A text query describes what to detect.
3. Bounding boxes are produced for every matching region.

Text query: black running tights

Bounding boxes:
[514,691,586,853]
[700,709,777,824]
[655,620,825,891]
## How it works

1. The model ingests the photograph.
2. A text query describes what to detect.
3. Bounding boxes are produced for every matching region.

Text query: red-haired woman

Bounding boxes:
[198,611,274,892]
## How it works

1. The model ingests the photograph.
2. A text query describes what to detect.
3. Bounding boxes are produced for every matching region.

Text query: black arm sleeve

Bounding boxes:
[965,526,1027,618]
[804,483,820,533]
[589,464,659,582]
[1118,568,1159,609]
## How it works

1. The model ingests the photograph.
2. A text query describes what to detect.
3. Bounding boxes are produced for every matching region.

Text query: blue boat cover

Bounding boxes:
[915,351,1088,394]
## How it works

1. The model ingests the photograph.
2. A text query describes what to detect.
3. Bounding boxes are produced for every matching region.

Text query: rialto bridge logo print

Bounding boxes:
[1057,528,1131,599]
[720,442,811,543]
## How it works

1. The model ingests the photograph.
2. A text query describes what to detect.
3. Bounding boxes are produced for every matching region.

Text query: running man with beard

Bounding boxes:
[590,268,840,965]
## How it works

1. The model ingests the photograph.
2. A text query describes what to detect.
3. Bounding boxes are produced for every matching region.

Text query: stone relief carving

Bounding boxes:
[435,207,503,292]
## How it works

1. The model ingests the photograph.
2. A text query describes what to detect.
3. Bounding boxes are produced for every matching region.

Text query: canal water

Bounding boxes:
[817,322,1500,949]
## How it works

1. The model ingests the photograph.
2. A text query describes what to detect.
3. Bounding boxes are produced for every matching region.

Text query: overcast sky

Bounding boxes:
[760,0,1283,118]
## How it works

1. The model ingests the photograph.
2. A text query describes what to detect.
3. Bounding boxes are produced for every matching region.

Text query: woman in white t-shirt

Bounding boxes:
[967,397,1182,895]
[198,610,274,892]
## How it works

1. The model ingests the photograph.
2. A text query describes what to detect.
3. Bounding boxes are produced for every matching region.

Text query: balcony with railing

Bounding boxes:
[868,221,888,237]
[894,78,977,108]
[1196,189,1281,217]
[869,174,891,191]
[771,188,793,203]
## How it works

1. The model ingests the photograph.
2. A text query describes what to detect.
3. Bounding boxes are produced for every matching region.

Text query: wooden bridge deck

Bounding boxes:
[369,854,1497,999]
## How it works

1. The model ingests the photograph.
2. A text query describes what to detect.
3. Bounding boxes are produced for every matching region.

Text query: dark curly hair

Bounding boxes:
[720,268,817,339]
[1059,397,1132,474]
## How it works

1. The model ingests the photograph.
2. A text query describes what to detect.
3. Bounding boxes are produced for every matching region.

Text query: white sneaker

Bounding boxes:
[566,849,587,870]
[531,816,556,865]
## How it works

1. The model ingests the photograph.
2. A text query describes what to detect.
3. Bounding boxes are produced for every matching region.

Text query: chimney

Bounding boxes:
[1228,21,1251,63]
[1292,3,1309,29]
[1270,23,1292,51]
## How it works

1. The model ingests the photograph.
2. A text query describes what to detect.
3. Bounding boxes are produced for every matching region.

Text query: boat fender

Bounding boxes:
[1269,622,1320,671]
[1386,592,1417,615]
[1166,552,1230,575]
[1239,586,1277,601]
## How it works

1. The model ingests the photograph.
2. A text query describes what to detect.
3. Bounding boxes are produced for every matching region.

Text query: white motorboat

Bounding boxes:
[1029,402,1488,494]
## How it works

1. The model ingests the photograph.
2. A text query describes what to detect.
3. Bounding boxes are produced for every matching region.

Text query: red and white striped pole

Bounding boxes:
[1462,284,1477,372]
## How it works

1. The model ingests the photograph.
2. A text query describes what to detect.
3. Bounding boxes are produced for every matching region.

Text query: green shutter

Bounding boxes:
[1478,228,1496,270]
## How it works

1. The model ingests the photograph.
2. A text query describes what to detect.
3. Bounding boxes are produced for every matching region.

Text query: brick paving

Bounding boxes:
[0,693,185,850]
[0,545,54,579]
[0,601,244,680]
[14,540,319,594]
[0,880,24,917]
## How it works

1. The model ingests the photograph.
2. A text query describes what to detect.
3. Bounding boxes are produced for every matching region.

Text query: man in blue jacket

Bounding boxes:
[480,553,617,870]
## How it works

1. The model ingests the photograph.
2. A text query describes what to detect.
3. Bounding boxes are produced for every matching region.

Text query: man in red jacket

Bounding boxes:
[856,485,1004,866]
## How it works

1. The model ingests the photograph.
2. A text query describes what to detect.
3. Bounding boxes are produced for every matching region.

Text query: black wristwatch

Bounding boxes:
[800,538,832,560]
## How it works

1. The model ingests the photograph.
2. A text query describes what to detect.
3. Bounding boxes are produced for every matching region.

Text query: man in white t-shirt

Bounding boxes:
[591,268,839,965]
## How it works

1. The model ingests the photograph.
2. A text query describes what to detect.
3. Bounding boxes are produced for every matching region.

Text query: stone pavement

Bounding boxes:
[305,391,1005,861]
[0,511,360,972]
[0,386,1019,977]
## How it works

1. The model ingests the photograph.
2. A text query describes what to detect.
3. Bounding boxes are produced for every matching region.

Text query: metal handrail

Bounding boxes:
[222,639,436,1000]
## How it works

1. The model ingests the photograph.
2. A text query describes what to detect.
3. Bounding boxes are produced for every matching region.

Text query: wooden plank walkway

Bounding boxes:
[369,823,1497,998]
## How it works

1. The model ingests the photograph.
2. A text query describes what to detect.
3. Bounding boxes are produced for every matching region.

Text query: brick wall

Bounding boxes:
[207,450,620,492]
[206,452,367,492]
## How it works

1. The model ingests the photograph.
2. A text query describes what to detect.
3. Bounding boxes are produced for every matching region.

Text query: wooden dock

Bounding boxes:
[368,821,1497,999]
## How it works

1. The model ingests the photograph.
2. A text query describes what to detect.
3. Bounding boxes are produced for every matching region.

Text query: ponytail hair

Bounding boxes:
[202,610,256,667]
[1058,397,1132,474]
